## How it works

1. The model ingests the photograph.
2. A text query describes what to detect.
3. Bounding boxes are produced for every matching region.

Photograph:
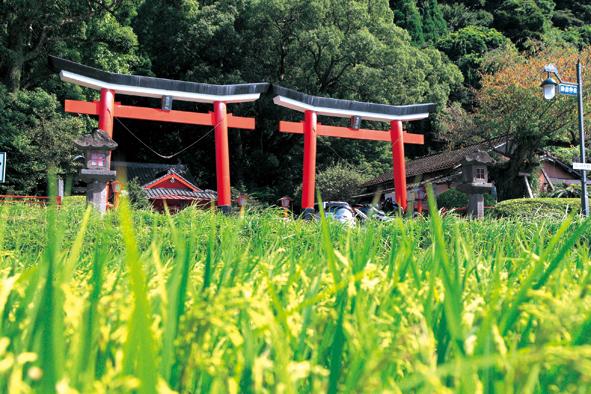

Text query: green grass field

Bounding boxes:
[1,196,591,393]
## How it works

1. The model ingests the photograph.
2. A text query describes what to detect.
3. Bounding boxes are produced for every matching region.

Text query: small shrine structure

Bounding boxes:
[456,150,494,219]
[74,129,117,213]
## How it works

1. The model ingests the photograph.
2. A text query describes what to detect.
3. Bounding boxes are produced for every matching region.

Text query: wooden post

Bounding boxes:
[214,101,231,213]
[390,120,407,210]
[301,110,317,219]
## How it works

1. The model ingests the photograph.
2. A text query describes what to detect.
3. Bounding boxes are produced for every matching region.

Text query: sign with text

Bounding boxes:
[0,152,6,183]
[573,162,591,171]
[559,83,578,96]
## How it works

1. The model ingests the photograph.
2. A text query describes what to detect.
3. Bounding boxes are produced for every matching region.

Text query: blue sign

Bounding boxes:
[0,152,6,183]
[559,84,578,96]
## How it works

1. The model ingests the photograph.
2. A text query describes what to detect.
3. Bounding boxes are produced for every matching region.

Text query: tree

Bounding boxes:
[476,46,591,199]
[0,0,145,92]
[440,2,493,31]
[552,0,591,29]
[134,0,244,82]
[0,87,88,194]
[418,0,448,43]
[391,0,425,45]
[315,162,370,202]
[437,26,513,88]
[490,0,555,49]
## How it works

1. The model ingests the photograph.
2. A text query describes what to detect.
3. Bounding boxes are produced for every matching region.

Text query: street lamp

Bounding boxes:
[541,61,589,217]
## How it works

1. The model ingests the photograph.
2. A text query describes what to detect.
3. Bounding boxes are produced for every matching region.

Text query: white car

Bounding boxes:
[317,201,357,225]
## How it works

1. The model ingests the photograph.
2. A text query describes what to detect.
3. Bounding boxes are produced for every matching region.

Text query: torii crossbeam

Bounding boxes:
[272,86,435,215]
[50,56,269,212]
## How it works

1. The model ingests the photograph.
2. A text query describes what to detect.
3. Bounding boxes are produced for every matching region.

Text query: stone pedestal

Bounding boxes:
[86,181,108,214]
[467,194,484,219]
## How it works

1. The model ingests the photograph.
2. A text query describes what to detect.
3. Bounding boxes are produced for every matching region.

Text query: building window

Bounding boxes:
[90,152,106,168]
[475,167,485,180]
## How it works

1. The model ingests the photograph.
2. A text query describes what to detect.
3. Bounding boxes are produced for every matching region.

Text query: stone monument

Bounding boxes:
[456,150,494,219]
[74,129,117,213]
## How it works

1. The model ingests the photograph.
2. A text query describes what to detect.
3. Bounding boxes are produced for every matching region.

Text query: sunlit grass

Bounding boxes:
[0,197,590,393]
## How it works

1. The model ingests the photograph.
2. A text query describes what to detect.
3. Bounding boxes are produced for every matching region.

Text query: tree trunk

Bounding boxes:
[492,139,540,200]
[5,56,24,92]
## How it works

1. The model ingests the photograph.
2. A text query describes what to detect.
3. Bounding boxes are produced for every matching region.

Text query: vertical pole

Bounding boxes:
[301,110,317,219]
[98,88,115,210]
[416,189,423,214]
[98,88,115,137]
[390,120,407,211]
[214,101,232,213]
[577,60,589,217]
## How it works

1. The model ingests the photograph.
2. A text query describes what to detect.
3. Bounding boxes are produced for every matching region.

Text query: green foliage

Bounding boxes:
[553,0,591,30]
[0,86,87,194]
[494,197,581,219]
[0,0,147,92]
[546,183,582,199]
[126,178,152,211]
[418,0,448,43]
[391,0,425,45]
[437,187,496,209]
[491,0,555,48]
[437,26,512,88]
[545,146,580,166]
[440,2,493,31]
[1,202,591,391]
[315,162,370,202]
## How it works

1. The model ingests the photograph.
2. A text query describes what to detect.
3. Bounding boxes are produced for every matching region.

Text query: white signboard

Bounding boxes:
[573,162,591,171]
[0,152,6,183]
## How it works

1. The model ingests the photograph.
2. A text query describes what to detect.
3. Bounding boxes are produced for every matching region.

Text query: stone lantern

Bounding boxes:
[456,150,494,219]
[74,129,117,213]
[278,196,292,218]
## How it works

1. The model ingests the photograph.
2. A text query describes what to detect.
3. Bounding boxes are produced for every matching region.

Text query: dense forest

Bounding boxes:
[0,0,590,201]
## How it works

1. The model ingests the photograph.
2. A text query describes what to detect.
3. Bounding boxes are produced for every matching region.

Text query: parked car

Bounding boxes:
[353,204,392,222]
[316,201,357,225]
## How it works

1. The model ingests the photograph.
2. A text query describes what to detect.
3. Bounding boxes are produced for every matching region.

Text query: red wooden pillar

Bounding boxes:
[301,110,317,218]
[98,88,115,205]
[390,120,407,211]
[214,101,231,212]
[98,88,115,137]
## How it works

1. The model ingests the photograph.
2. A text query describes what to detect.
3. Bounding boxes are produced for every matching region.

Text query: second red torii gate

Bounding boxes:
[51,56,269,212]
[272,86,435,215]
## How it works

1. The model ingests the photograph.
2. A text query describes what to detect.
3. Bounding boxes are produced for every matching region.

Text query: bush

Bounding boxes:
[437,188,496,209]
[494,198,581,219]
[126,178,152,210]
[314,162,370,202]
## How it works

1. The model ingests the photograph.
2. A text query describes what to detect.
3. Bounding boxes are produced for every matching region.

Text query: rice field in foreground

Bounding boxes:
[1,196,591,393]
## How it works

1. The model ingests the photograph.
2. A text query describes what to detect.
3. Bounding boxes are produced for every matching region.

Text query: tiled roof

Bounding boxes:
[363,137,510,188]
[145,188,216,201]
[111,161,187,185]
[142,169,201,191]
[75,129,117,150]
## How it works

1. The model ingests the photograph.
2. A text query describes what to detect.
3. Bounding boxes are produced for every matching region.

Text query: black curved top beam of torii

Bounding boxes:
[49,56,270,104]
[272,85,436,122]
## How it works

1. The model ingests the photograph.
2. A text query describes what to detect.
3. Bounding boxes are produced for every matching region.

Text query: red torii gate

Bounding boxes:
[50,57,268,212]
[272,86,435,215]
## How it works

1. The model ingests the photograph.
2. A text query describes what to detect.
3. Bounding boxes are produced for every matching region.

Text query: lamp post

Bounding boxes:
[541,60,589,217]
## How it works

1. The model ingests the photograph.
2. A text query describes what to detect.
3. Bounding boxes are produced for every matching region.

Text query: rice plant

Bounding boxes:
[0,196,590,393]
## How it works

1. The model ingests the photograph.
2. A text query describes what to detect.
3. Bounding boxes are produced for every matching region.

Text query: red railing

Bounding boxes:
[0,195,63,206]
